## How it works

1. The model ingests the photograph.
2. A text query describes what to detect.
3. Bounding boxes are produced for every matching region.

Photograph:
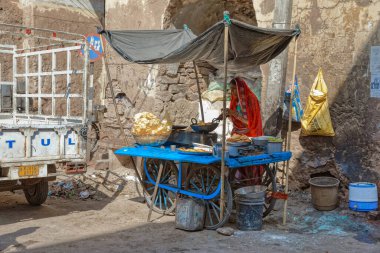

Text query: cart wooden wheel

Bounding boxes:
[143,159,178,215]
[185,164,233,230]
[230,164,277,217]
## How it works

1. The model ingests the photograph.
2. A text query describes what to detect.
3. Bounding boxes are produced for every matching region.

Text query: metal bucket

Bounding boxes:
[175,198,205,231]
[235,186,267,231]
[309,177,340,211]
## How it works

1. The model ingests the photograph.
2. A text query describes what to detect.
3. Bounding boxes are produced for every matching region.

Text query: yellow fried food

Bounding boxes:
[178,147,210,153]
[132,112,171,135]
[196,121,213,126]
[226,134,251,143]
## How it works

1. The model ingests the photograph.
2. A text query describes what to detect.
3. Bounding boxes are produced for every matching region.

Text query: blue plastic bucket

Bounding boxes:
[349,182,378,212]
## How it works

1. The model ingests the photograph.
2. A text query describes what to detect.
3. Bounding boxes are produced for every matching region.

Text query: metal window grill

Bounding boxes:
[13,46,87,123]
[0,23,89,125]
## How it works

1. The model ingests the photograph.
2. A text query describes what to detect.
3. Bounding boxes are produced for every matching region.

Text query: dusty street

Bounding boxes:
[0,173,379,253]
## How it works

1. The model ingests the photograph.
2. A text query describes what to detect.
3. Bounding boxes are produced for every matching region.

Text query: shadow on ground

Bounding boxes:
[0,227,39,252]
[0,169,139,226]
[9,216,380,253]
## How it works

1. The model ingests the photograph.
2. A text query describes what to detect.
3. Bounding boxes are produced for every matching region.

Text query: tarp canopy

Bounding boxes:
[98,19,300,72]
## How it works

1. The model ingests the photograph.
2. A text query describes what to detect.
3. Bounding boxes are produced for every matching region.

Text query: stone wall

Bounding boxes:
[158,0,259,125]
[254,0,380,188]
[153,62,210,125]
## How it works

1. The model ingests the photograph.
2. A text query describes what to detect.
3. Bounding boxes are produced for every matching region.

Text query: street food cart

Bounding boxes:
[99,12,300,228]
[115,145,291,229]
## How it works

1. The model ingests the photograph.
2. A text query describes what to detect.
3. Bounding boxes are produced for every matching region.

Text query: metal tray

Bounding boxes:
[177,150,213,156]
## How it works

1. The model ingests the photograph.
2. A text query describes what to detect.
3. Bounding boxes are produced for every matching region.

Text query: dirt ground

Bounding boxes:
[0,170,379,253]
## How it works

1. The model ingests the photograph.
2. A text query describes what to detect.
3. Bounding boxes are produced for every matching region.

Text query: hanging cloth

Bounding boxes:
[284,76,303,122]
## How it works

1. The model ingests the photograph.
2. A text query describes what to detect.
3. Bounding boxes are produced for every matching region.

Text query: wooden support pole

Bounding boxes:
[147,161,164,222]
[220,15,230,220]
[193,61,205,122]
[283,37,298,225]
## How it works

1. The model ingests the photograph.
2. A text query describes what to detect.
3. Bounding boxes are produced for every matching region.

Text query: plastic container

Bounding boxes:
[235,186,267,231]
[267,142,282,154]
[349,182,378,212]
[175,198,205,231]
[309,177,340,211]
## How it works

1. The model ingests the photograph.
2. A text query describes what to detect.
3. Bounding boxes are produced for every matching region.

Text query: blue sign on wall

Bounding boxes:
[81,33,105,62]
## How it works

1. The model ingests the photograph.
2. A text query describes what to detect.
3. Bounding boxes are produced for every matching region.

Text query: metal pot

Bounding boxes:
[252,136,269,146]
[190,118,219,133]
[213,142,252,157]
[227,142,251,157]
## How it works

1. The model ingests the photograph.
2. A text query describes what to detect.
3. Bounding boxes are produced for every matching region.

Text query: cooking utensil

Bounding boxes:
[172,125,187,130]
[226,141,252,146]
[213,142,253,157]
[252,136,270,146]
[192,143,213,153]
[132,133,171,146]
[178,149,213,156]
[227,142,252,157]
[167,130,217,147]
[193,142,213,148]
[190,118,220,133]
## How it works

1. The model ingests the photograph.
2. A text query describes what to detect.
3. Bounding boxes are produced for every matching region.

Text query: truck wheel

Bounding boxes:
[23,180,49,206]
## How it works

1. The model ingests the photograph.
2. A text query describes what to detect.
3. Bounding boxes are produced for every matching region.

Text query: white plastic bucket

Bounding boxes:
[349,182,378,212]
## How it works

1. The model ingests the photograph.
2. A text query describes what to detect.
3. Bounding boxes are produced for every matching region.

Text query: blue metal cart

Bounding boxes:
[115,146,291,229]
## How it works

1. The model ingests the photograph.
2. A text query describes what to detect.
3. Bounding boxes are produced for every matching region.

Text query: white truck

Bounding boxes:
[0,25,92,205]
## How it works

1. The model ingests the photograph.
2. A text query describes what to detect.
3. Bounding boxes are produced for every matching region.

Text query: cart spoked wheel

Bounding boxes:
[230,164,277,217]
[185,165,233,230]
[143,159,178,215]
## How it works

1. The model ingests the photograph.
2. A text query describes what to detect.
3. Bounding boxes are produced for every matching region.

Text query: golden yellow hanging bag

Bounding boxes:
[301,69,335,136]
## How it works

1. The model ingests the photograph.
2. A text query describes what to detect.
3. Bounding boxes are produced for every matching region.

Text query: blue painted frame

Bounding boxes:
[115,146,291,200]
[143,158,221,200]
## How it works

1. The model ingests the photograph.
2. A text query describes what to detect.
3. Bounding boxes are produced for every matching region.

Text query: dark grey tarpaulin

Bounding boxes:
[98,19,300,71]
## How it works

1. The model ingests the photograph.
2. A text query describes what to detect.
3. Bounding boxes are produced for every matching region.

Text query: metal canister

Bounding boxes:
[213,143,223,157]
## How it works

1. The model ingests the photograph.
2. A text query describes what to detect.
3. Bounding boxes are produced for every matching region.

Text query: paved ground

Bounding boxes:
[0,173,379,253]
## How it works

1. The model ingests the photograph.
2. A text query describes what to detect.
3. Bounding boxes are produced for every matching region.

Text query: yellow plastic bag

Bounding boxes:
[301,69,335,136]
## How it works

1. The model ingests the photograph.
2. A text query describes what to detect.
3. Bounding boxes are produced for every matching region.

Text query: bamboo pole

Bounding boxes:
[193,61,205,122]
[220,13,230,220]
[283,37,298,225]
